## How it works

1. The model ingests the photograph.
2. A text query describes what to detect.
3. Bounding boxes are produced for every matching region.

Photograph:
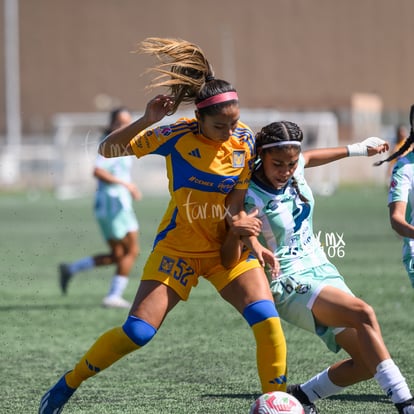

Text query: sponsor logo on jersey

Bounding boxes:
[218,178,236,194]
[135,139,143,149]
[267,199,279,210]
[188,176,214,187]
[232,150,245,167]
[159,125,173,136]
[295,283,310,294]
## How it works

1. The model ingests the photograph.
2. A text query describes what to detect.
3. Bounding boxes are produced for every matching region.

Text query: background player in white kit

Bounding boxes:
[222,121,414,414]
[377,105,414,288]
[59,107,142,308]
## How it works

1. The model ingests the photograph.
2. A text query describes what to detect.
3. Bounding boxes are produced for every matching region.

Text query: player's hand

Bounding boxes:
[260,247,281,278]
[144,95,175,125]
[366,138,389,156]
[347,137,389,157]
[248,237,280,277]
[230,209,262,237]
[125,183,142,200]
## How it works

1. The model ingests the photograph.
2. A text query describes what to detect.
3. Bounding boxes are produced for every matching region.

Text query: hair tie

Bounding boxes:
[205,74,215,82]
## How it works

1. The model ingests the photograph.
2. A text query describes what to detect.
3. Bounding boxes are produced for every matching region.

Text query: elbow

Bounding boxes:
[390,218,406,238]
[93,167,101,179]
[390,220,399,234]
[98,132,119,158]
[222,259,237,269]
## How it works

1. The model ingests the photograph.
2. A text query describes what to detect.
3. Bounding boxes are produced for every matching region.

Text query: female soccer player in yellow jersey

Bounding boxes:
[39,38,287,413]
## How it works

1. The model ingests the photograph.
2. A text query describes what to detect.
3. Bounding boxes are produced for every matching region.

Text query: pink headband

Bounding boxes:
[196,91,238,109]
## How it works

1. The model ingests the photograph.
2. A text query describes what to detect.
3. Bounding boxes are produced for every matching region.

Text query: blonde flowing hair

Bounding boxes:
[138,37,215,114]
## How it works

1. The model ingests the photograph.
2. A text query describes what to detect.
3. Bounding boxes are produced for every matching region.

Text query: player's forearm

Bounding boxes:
[305,137,388,167]
[304,147,348,168]
[93,168,127,186]
[98,116,153,158]
[390,217,414,239]
[221,231,243,268]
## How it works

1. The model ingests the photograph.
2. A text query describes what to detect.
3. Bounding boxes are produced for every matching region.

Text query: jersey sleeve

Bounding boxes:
[95,153,116,171]
[388,159,413,204]
[129,126,169,158]
[233,122,256,190]
[234,164,253,190]
[245,187,266,219]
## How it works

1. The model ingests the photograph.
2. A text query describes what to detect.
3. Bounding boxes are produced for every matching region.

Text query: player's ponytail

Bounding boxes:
[374,104,414,166]
[138,37,237,115]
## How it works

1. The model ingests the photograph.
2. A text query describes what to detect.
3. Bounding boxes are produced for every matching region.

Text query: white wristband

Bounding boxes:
[347,137,386,157]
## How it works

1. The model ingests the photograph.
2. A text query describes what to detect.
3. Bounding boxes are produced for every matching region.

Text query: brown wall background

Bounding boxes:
[0,0,413,136]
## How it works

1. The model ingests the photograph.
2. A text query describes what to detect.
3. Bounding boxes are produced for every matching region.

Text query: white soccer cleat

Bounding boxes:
[102,296,131,309]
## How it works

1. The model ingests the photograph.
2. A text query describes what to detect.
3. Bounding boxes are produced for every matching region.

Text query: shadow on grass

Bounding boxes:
[0,302,107,311]
[202,393,261,400]
[327,393,389,403]
[202,392,390,404]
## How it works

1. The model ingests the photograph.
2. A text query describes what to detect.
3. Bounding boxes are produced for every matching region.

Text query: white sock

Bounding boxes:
[374,359,413,404]
[301,368,346,402]
[106,275,128,298]
[68,256,95,274]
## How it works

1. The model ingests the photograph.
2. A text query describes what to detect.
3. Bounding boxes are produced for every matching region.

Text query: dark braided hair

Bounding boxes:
[374,130,413,166]
[374,105,414,166]
[255,121,308,202]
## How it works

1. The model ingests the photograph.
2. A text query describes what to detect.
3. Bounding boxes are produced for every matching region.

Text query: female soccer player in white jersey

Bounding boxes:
[221,121,414,414]
[39,38,287,413]
[59,107,142,309]
[377,105,414,290]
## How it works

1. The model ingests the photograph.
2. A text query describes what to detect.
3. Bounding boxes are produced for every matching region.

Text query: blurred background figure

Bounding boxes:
[387,125,410,180]
[59,107,142,308]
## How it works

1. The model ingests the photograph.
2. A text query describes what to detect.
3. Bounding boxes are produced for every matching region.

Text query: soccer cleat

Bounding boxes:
[396,398,414,414]
[39,372,76,414]
[287,384,319,414]
[102,296,131,309]
[59,264,73,295]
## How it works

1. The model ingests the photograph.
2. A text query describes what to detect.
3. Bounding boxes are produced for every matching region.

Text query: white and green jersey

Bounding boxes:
[94,154,134,215]
[388,151,414,259]
[245,154,329,277]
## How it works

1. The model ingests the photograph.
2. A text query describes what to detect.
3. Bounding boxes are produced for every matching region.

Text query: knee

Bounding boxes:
[111,249,123,262]
[243,299,279,326]
[243,300,285,348]
[352,300,378,328]
[122,315,157,346]
[129,243,140,259]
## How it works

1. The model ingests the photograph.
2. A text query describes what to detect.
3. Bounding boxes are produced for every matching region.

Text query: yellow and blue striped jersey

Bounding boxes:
[130,118,255,257]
